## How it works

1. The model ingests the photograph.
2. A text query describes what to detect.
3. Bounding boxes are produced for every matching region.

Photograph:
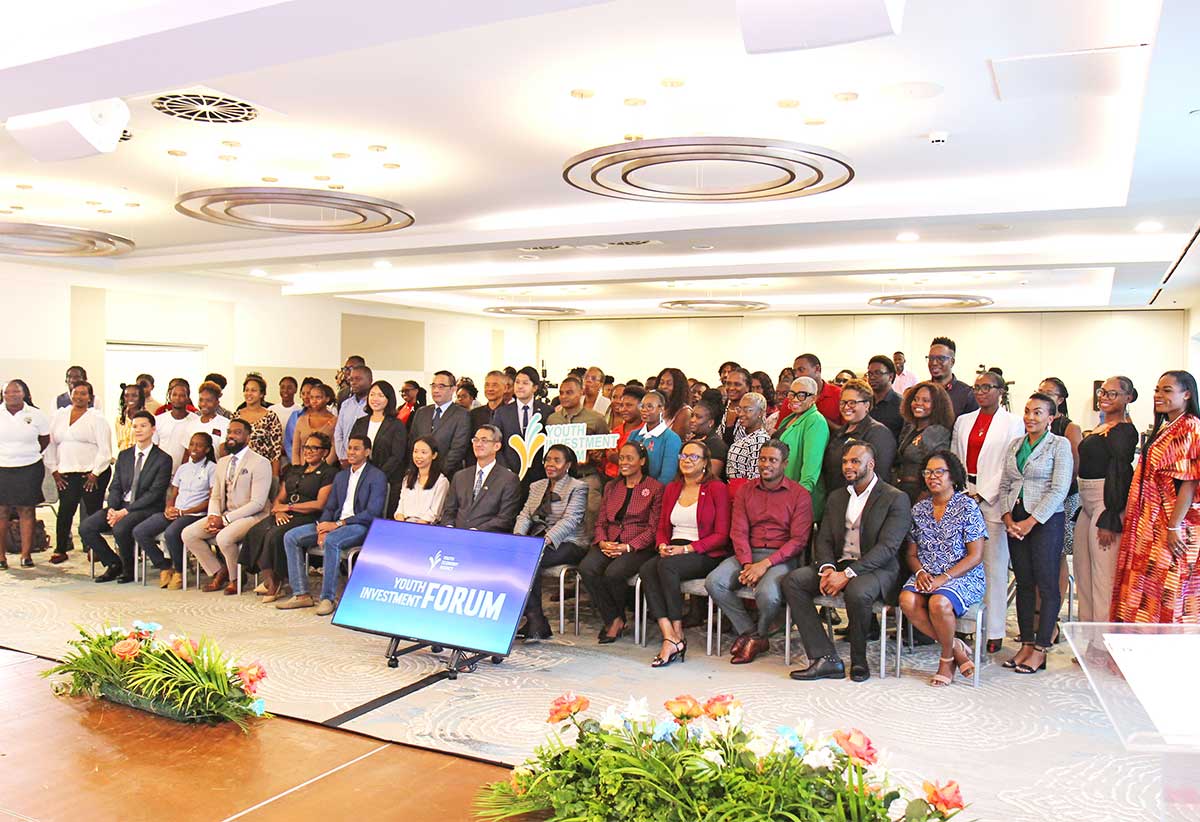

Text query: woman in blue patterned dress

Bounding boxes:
[899,449,987,687]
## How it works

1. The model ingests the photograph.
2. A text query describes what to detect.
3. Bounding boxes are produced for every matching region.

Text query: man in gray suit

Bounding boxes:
[408,370,471,478]
[784,442,912,683]
[441,425,521,532]
[181,418,272,594]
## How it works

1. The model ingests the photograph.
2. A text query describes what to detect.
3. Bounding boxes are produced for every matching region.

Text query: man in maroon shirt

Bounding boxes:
[793,353,842,426]
[704,439,813,664]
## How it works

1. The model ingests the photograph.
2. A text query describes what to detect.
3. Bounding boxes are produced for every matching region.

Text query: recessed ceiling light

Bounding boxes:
[624,97,646,107]
[372,260,392,269]
[0,210,10,215]
[15,184,32,190]
[518,254,540,261]
[623,133,644,141]
[167,149,186,157]
[777,99,800,109]
[834,91,859,102]
[221,140,241,148]
[218,154,237,161]
[368,145,387,152]
[570,89,594,99]
[97,209,112,214]
[976,223,1011,232]
[332,152,351,159]
[261,176,278,183]
[9,205,23,211]
[691,244,714,250]
[85,200,101,206]
[124,203,139,208]
[250,268,267,277]
[382,163,400,169]
[661,78,684,88]
[896,231,920,242]
[1135,220,1164,233]
[328,184,344,190]
[314,175,331,181]
[804,118,826,126]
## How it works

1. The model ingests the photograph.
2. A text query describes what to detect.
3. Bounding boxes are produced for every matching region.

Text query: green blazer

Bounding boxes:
[776,405,831,520]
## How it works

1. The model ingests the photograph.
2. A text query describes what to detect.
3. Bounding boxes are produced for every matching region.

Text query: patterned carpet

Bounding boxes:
[0,556,1160,822]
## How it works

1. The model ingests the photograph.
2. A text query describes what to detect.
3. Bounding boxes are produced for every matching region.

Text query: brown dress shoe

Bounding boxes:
[202,568,229,592]
[731,635,770,665]
[729,632,753,659]
[159,569,173,588]
[223,582,238,595]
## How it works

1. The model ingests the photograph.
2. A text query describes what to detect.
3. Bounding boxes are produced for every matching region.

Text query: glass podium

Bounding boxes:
[1063,623,1200,822]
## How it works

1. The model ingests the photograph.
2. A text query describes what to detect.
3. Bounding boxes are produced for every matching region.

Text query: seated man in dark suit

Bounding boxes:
[783,442,912,682]
[278,433,388,615]
[80,411,172,583]
[441,425,521,532]
[407,370,471,478]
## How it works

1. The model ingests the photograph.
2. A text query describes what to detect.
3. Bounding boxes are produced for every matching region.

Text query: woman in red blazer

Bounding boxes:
[578,442,664,644]
[639,440,731,667]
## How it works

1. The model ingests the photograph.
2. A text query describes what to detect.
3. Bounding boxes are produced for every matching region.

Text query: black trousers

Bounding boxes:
[639,552,723,622]
[79,507,157,573]
[238,512,320,574]
[526,541,587,620]
[578,545,655,624]
[1009,506,1065,647]
[782,562,886,666]
[54,469,111,553]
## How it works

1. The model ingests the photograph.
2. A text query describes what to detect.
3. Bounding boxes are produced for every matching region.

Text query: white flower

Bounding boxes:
[599,704,625,732]
[701,749,725,767]
[793,718,813,741]
[801,746,836,770]
[745,735,779,760]
[714,706,744,737]
[887,797,910,821]
[865,762,891,787]
[623,696,650,725]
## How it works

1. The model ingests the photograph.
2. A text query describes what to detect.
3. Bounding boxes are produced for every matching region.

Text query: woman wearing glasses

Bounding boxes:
[820,379,896,500]
[951,369,1024,652]
[1112,371,1200,625]
[639,440,731,668]
[899,450,987,686]
[1073,378,1138,623]
[776,377,831,519]
[1038,377,1083,640]
[895,381,956,505]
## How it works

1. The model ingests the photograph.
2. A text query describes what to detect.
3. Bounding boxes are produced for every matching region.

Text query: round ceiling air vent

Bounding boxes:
[483,305,583,317]
[868,293,993,310]
[152,93,258,124]
[660,299,769,313]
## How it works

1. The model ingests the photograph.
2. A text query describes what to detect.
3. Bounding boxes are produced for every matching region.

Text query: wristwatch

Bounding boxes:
[843,567,857,579]
[336,519,345,528]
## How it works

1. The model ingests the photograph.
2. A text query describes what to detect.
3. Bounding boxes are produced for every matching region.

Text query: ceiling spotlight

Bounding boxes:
[328,184,344,190]
[221,140,241,148]
[313,175,330,181]
[896,231,920,242]
[368,145,387,152]
[85,200,101,206]
[124,202,140,208]
[518,254,540,261]
[624,98,647,107]
[332,152,351,159]
[623,133,644,141]
[167,149,187,157]
[661,78,684,88]
[570,89,594,99]
[372,260,392,269]
[382,163,400,169]
[691,244,715,250]
[804,118,826,126]
[834,91,859,102]
[15,184,32,190]
[1135,220,1164,233]
[218,154,237,161]
[97,209,112,214]
[9,205,23,211]
[261,176,279,183]
[250,268,267,277]
[1019,279,1029,286]
[777,99,800,109]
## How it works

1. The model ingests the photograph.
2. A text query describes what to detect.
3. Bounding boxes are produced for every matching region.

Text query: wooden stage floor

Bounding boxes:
[0,649,508,822]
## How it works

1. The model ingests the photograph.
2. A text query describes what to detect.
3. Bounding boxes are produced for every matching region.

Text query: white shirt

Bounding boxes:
[514,400,537,431]
[270,402,297,431]
[637,420,669,440]
[396,473,450,523]
[474,459,497,488]
[588,394,611,416]
[669,500,700,542]
[845,474,880,526]
[173,459,216,511]
[0,403,50,468]
[158,411,199,472]
[186,414,230,452]
[44,407,112,475]
[124,443,154,502]
[432,400,454,418]
[367,418,382,446]
[340,462,366,520]
[892,370,917,395]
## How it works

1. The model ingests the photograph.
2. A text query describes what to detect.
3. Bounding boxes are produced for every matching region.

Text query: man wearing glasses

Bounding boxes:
[408,370,472,478]
[926,337,978,419]
[865,355,903,439]
[776,377,831,520]
[441,425,521,532]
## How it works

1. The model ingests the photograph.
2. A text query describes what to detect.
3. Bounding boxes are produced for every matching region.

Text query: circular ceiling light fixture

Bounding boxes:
[174,187,415,234]
[152,93,258,124]
[0,222,135,256]
[483,305,583,317]
[660,299,769,313]
[564,136,853,203]
[868,293,993,310]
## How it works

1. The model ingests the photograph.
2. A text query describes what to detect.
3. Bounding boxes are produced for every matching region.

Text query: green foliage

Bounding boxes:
[475,696,966,822]
[42,622,269,731]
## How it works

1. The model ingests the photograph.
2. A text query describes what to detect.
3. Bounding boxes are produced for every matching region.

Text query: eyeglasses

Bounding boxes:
[921,468,950,478]
[784,391,814,400]
[1096,388,1125,400]
[972,384,998,393]
[301,445,327,452]
[470,437,498,445]
[678,453,705,463]
[865,370,890,378]
[926,355,951,364]
[839,399,869,408]
[431,382,455,389]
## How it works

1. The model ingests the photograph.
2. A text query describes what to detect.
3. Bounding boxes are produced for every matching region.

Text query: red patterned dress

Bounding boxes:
[1110,413,1200,623]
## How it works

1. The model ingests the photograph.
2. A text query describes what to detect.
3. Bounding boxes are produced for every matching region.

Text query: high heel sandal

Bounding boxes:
[1014,647,1048,675]
[598,622,625,645]
[929,657,955,687]
[651,638,686,668]
[1003,641,1035,669]
[953,638,975,680]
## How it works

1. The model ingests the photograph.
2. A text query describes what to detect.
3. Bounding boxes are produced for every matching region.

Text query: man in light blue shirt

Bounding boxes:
[333,365,371,467]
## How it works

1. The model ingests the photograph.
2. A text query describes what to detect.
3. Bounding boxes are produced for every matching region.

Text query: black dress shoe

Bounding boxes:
[849,663,870,682]
[518,615,552,642]
[789,655,846,681]
[94,567,121,583]
[116,575,136,584]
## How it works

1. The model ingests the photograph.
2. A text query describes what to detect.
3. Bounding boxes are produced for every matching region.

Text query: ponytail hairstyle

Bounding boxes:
[192,431,217,465]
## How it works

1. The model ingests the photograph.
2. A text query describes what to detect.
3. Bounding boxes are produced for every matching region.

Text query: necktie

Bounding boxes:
[131,450,144,501]
[521,405,529,431]
[433,406,443,427]
[473,468,484,501]
[226,456,238,495]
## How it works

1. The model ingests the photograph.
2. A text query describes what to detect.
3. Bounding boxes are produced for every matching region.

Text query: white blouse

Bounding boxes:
[669,500,700,543]
[44,407,112,475]
[0,403,50,468]
[396,474,450,523]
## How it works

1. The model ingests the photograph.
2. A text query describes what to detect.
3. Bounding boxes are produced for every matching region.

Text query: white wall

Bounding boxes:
[538,310,1187,432]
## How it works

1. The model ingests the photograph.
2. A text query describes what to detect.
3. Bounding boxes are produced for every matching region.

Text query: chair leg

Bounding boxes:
[879,606,888,679]
[236,563,243,595]
[894,609,903,678]
[973,607,984,688]
[784,605,792,667]
[705,596,713,656]
[558,568,566,635]
[182,554,188,591]
[633,579,641,646]
[716,606,724,655]
[1067,573,1075,623]
[573,572,580,636]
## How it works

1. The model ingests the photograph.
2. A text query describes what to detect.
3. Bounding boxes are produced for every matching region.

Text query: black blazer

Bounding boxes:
[408,402,471,478]
[814,477,911,596]
[350,415,408,484]
[441,462,522,532]
[106,444,172,513]
[493,399,553,485]
[467,403,505,466]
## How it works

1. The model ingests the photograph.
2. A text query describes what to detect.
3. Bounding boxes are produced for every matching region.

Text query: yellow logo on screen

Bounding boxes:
[508,412,547,480]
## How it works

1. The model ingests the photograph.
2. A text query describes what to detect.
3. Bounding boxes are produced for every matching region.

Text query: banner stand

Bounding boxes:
[384,637,504,679]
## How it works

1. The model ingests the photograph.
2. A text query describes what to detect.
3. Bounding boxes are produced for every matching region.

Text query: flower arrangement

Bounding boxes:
[476,692,965,822]
[42,621,270,730]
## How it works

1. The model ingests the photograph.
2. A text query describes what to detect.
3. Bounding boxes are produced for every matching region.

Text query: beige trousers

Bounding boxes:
[181,513,269,576]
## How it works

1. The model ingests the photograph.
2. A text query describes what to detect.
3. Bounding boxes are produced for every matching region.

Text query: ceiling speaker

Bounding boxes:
[5,98,131,161]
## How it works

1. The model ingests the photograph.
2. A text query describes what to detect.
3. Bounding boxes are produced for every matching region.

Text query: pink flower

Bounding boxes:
[236,661,267,694]
[547,691,589,723]
[924,780,964,813]
[703,693,740,719]
[170,638,198,663]
[664,695,704,724]
[833,728,878,766]
[112,638,141,661]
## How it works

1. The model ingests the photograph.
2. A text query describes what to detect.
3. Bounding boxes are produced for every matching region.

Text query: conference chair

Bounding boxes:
[893,602,987,688]
[639,579,720,656]
[777,594,896,676]
[541,564,582,636]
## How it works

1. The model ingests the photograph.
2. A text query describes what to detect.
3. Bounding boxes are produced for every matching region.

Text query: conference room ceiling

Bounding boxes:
[2,0,1198,315]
